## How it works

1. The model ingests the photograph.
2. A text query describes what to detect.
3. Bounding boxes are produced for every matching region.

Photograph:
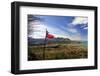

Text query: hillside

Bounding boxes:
[28,37,71,45]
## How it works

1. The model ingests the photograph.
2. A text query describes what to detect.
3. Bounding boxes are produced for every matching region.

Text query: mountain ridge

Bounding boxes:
[28,37,71,45]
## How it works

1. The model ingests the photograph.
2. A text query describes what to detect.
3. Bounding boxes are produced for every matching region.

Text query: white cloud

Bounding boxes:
[70,33,82,41]
[67,17,88,30]
[83,27,88,29]
[28,21,46,38]
[28,21,71,39]
[80,24,88,30]
[72,17,88,25]
[71,36,81,41]
[80,24,87,28]
[67,28,77,33]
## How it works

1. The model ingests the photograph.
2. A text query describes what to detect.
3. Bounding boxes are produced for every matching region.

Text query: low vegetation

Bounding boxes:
[28,43,87,61]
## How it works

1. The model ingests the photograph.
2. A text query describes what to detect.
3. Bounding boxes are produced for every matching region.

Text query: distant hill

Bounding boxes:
[28,37,71,45]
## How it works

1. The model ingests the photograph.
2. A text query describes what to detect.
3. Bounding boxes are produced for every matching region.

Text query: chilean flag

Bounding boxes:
[46,30,54,39]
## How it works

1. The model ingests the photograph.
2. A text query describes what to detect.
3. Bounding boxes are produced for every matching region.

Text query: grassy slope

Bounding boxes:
[28,43,87,61]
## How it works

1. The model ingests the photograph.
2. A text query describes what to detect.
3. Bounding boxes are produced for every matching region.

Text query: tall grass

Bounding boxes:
[28,43,87,61]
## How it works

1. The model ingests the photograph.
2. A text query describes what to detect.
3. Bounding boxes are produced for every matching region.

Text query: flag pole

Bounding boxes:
[43,29,48,60]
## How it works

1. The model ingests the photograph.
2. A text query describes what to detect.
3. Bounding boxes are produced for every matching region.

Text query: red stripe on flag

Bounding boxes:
[46,30,54,39]
[47,33,54,38]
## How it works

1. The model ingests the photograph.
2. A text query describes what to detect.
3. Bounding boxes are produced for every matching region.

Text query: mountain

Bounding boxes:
[28,37,71,45]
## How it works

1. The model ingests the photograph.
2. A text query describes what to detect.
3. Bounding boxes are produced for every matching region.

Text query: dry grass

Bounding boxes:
[28,43,87,61]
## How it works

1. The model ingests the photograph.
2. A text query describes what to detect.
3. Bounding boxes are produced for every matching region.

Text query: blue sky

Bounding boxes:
[28,15,88,41]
